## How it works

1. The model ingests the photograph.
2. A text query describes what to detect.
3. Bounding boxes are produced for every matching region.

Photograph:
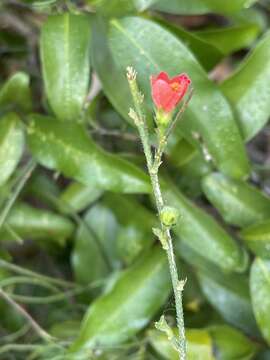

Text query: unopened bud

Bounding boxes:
[160,206,179,227]
[155,109,171,128]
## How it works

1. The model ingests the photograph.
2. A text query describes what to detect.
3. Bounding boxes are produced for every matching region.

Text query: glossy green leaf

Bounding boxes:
[241,220,270,259]
[176,240,258,336]
[95,0,158,17]
[209,325,260,360]
[25,171,60,209]
[198,271,259,336]
[69,248,170,354]
[164,184,248,272]
[152,0,257,15]
[50,320,81,341]
[148,328,213,359]
[155,19,223,71]
[108,16,249,178]
[72,202,119,285]
[0,72,32,112]
[221,31,270,140]
[202,173,270,227]
[104,194,156,264]
[59,181,103,214]
[169,137,197,168]
[0,202,74,245]
[232,8,267,31]
[175,152,212,198]
[72,194,156,284]
[0,113,24,186]
[250,258,270,344]
[40,13,91,121]
[27,114,150,193]
[196,24,260,55]
[91,17,134,125]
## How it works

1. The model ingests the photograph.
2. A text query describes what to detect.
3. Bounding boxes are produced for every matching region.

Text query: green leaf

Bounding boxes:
[72,202,119,285]
[195,24,260,55]
[27,114,150,193]
[175,152,212,198]
[148,328,213,360]
[198,271,259,336]
[202,173,270,227]
[240,220,270,259]
[232,8,267,31]
[154,19,223,71]
[91,17,134,124]
[209,325,260,360]
[0,202,74,245]
[221,31,270,141]
[152,0,257,15]
[250,258,270,344]
[50,320,81,341]
[107,16,249,179]
[59,181,103,214]
[40,13,91,121]
[25,171,60,209]
[69,248,170,353]
[0,113,24,186]
[72,194,156,285]
[0,269,24,331]
[175,241,258,335]
[95,0,158,17]
[104,194,156,264]
[176,241,255,335]
[164,183,248,272]
[0,72,32,112]
[169,137,197,168]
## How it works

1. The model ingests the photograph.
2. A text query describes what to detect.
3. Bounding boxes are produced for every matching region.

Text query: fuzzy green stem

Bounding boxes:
[127,67,186,359]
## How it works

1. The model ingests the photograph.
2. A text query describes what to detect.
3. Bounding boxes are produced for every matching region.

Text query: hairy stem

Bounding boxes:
[127,67,186,359]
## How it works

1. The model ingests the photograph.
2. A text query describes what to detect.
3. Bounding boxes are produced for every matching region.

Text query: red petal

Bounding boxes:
[151,71,170,86]
[151,72,191,113]
[170,73,191,85]
[152,79,181,113]
[156,72,170,82]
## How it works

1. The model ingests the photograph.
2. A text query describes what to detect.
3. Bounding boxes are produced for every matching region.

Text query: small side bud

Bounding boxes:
[153,227,168,250]
[160,206,179,227]
[177,278,187,292]
[128,108,141,126]
[155,315,173,340]
[155,315,179,351]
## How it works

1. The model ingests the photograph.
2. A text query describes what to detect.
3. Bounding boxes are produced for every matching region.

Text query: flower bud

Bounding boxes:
[160,206,179,227]
[150,71,191,113]
[155,109,172,127]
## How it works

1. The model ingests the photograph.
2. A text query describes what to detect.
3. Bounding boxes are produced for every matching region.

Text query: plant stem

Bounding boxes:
[0,288,53,342]
[150,170,186,359]
[127,67,186,359]
[0,158,36,230]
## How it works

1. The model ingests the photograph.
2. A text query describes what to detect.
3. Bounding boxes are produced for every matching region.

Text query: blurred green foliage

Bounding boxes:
[0,0,270,358]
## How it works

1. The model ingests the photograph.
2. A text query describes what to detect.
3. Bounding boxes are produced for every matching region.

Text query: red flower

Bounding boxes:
[151,72,191,113]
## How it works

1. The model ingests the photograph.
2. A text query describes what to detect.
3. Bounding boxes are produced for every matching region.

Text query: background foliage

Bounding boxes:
[1,0,270,358]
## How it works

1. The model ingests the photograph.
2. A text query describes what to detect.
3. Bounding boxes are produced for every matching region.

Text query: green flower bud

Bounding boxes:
[160,206,179,227]
[155,109,171,127]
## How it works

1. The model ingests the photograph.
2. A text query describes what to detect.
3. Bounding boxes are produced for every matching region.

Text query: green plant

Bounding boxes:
[1,0,270,359]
